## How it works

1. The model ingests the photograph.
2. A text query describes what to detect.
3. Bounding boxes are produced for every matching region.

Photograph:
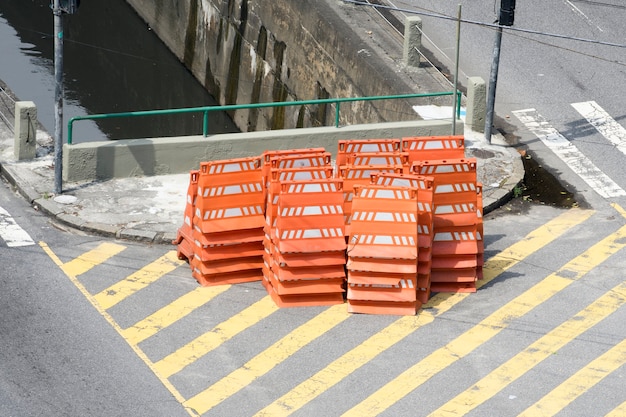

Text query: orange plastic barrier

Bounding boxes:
[411,158,477,183]
[347,300,419,316]
[346,184,420,315]
[347,185,419,260]
[336,139,401,167]
[194,157,265,234]
[174,170,199,261]
[402,135,465,162]
[345,152,409,170]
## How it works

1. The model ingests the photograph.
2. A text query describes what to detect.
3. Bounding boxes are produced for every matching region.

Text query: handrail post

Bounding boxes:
[203,110,209,137]
[67,118,73,144]
[335,101,340,127]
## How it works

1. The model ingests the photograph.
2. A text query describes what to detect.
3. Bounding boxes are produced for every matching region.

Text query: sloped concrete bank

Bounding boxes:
[124,0,453,133]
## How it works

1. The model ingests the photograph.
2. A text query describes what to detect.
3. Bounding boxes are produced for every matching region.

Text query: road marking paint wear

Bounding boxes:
[61,242,126,276]
[121,285,231,345]
[93,250,185,310]
[605,400,626,417]
[39,242,192,415]
[153,295,279,379]
[513,108,626,198]
[572,101,626,155]
[256,209,593,417]
[431,281,626,416]
[183,304,350,416]
[343,211,623,417]
[0,206,35,247]
[518,338,626,417]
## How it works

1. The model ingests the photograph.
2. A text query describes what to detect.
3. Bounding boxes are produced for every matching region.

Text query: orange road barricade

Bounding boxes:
[189,157,266,286]
[174,169,199,261]
[336,138,401,167]
[412,158,482,293]
[262,178,347,308]
[346,184,420,315]
[370,172,435,304]
[402,135,465,162]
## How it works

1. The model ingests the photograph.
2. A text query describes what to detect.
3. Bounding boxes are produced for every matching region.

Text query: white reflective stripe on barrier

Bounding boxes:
[279,228,343,240]
[352,211,418,223]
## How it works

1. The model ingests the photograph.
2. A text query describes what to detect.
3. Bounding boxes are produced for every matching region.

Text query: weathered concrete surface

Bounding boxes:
[63,118,462,182]
[124,0,454,133]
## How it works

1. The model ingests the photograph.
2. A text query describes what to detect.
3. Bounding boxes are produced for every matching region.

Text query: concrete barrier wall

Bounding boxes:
[63,119,462,182]
[124,0,452,133]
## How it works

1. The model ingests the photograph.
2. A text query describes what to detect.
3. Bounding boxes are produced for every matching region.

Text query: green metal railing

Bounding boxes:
[67,91,462,144]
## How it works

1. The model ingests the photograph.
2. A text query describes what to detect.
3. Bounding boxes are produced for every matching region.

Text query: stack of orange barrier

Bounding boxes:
[174,170,199,261]
[174,135,487,315]
[346,185,420,315]
[262,178,347,307]
[188,157,266,286]
[412,158,483,293]
[371,173,435,304]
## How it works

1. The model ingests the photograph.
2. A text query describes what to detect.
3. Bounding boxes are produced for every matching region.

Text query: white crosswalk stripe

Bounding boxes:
[513,107,626,199]
[0,205,35,247]
[571,101,626,156]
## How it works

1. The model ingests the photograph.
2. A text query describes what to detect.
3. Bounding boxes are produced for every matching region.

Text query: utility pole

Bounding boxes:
[53,0,63,194]
[485,0,515,142]
[52,0,79,194]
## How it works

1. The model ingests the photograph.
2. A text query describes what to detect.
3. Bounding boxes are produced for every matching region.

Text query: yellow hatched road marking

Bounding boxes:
[253,294,467,417]
[605,400,626,417]
[93,250,185,310]
[39,242,192,416]
[61,242,126,276]
[183,304,350,415]
[519,338,626,417]
[121,285,231,345]
[343,213,625,417]
[153,295,279,379]
[253,208,593,417]
[432,281,626,416]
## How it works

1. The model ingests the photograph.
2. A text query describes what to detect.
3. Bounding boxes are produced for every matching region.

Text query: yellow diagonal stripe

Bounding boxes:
[605,400,626,417]
[183,304,350,415]
[254,291,470,417]
[121,285,231,345]
[427,208,594,312]
[519,338,626,417]
[61,242,126,276]
[343,215,625,417]
[93,250,185,310]
[153,295,279,379]
[432,281,626,416]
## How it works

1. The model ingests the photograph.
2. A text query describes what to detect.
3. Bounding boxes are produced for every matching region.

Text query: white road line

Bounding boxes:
[571,101,626,156]
[0,206,35,247]
[513,108,626,199]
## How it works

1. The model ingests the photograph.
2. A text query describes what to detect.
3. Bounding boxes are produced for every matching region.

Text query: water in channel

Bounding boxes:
[0,0,238,143]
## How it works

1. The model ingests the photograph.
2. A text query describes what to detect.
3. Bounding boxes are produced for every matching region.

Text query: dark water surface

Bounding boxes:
[0,0,237,143]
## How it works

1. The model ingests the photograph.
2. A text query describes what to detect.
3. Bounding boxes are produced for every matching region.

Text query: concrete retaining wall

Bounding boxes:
[123,0,452,133]
[63,119,462,182]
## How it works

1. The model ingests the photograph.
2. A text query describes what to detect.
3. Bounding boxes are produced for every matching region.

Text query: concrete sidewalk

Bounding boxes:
[0,102,523,245]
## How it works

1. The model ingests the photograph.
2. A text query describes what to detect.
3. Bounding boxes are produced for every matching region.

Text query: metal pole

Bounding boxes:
[451,4,461,135]
[53,0,64,194]
[485,25,503,143]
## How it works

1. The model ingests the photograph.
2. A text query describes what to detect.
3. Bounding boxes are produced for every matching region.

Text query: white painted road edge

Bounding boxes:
[0,205,35,247]
[512,108,626,199]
